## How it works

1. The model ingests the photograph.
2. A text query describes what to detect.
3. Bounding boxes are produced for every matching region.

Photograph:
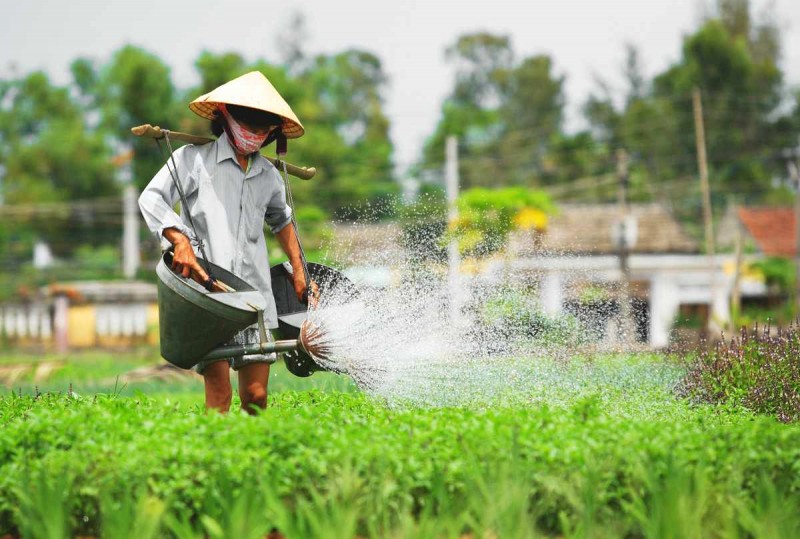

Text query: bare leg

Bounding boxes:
[203,360,232,413]
[238,362,270,414]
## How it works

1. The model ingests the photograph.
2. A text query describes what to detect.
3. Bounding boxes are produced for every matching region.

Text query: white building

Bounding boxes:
[497,203,766,348]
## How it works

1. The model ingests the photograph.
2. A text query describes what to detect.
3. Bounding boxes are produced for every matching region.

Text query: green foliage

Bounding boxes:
[397,192,448,263]
[420,33,566,189]
[586,0,794,208]
[194,51,249,93]
[481,289,584,347]
[100,484,165,539]
[673,310,705,329]
[97,46,179,191]
[733,257,798,325]
[0,350,356,397]
[751,256,795,294]
[297,49,396,218]
[447,186,555,257]
[2,358,800,537]
[418,2,800,221]
[265,204,334,266]
[11,463,75,539]
[680,324,800,422]
[0,44,396,214]
[0,71,117,204]
[0,244,124,301]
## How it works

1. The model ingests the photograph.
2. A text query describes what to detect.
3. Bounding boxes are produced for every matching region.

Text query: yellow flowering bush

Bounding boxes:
[444,187,555,257]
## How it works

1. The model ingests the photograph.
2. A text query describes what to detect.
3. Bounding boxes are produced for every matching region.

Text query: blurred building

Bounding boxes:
[502,203,767,348]
[0,281,158,352]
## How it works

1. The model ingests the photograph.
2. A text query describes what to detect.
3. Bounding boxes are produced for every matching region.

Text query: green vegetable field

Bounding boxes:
[2,347,800,538]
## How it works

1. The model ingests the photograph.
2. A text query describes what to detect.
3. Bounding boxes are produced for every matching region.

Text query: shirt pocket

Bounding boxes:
[244,181,268,242]
[188,159,217,237]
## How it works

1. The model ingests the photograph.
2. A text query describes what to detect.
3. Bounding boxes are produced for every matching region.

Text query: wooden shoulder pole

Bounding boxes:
[131,124,317,180]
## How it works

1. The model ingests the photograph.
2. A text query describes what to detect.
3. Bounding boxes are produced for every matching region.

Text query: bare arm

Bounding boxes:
[162,228,229,292]
[275,223,318,305]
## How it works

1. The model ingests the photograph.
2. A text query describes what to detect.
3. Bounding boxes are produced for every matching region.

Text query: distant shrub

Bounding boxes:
[679,324,800,423]
[750,257,794,295]
[398,194,447,263]
[480,290,584,347]
[446,187,555,258]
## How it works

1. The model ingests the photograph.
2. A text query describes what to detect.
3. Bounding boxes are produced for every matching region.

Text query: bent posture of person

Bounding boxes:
[139,71,315,413]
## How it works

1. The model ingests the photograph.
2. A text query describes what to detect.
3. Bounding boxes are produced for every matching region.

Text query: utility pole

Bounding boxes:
[789,153,800,314]
[120,142,139,281]
[122,184,140,279]
[692,87,719,331]
[731,200,743,320]
[0,164,5,206]
[445,136,463,326]
[616,149,634,342]
[116,143,139,280]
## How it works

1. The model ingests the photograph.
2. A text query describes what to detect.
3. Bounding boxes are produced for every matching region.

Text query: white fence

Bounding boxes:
[0,304,52,340]
[95,304,150,338]
[1,302,153,348]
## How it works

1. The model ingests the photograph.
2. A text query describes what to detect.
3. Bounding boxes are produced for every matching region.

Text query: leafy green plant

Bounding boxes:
[445,187,555,257]
[481,289,585,346]
[11,463,75,539]
[2,354,800,537]
[673,310,704,329]
[100,484,165,539]
[751,256,795,295]
[679,324,800,422]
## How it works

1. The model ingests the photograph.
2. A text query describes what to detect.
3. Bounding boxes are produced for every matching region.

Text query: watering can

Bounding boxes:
[156,251,355,374]
[270,261,359,377]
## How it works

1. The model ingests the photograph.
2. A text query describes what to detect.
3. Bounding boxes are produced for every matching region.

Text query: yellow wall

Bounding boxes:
[67,305,96,348]
[147,304,160,346]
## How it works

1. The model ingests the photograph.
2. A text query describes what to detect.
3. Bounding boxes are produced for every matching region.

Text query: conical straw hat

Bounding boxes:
[189,71,304,139]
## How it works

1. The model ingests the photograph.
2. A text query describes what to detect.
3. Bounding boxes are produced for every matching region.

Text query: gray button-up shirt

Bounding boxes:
[138,132,292,328]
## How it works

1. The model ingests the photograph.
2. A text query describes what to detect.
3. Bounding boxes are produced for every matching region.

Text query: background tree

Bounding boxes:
[419,33,565,189]
[419,33,513,187]
[0,70,118,275]
[299,49,394,216]
[95,45,179,192]
[585,0,794,207]
[0,72,116,204]
[500,55,565,185]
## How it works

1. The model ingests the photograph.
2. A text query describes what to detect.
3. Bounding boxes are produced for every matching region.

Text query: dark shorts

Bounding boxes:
[193,325,277,375]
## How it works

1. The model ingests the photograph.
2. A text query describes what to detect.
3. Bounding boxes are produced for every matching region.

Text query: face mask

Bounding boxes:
[219,104,270,154]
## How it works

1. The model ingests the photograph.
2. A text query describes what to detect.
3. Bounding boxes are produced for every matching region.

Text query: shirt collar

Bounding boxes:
[216,131,266,177]
[216,131,238,165]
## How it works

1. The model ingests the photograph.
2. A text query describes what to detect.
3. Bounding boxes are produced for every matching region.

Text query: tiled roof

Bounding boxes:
[738,207,795,257]
[512,203,698,255]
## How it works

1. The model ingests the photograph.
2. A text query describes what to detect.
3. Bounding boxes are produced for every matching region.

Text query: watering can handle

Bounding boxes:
[165,249,235,293]
[257,308,270,346]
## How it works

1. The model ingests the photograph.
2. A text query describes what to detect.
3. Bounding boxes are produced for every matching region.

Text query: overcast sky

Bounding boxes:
[2,0,799,172]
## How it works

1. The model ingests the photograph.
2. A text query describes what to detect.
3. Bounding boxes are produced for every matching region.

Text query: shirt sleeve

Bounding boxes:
[137,145,198,250]
[264,172,294,234]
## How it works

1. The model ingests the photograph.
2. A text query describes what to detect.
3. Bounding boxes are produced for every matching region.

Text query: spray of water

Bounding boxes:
[300,200,674,407]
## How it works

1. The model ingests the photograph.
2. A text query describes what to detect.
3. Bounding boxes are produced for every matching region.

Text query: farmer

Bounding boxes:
[139,71,314,414]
